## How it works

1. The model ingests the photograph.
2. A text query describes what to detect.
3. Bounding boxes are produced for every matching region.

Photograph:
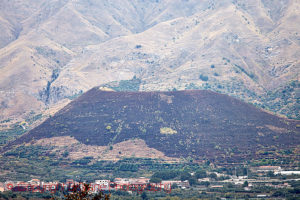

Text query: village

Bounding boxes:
[1,165,299,198]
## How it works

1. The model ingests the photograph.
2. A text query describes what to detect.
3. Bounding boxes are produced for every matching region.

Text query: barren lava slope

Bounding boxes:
[2,88,299,164]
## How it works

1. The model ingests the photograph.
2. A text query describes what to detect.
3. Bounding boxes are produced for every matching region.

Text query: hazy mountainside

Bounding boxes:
[2,89,299,164]
[0,0,300,127]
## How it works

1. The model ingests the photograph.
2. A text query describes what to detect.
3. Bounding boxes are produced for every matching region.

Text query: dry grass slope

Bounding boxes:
[0,0,299,126]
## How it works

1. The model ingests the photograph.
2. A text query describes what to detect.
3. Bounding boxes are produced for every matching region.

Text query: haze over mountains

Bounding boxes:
[0,0,300,125]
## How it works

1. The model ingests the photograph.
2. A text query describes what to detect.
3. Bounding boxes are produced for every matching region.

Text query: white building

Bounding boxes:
[274,171,300,175]
[255,166,281,173]
[95,180,110,186]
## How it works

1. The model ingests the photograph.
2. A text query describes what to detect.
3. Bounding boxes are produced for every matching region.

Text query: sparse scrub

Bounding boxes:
[199,74,209,81]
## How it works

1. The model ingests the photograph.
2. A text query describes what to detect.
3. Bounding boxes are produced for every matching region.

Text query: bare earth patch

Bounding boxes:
[33,136,178,162]
[34,136,79,146]
[265,125,288,133]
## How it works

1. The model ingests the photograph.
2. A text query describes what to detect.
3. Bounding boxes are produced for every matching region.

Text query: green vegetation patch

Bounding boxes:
[160,127,177,135]
[0,124,27,148]
[263,80,300,120]
[103,76,141,91]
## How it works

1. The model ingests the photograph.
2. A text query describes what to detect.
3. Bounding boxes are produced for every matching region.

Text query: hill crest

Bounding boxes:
[2,88,299,164]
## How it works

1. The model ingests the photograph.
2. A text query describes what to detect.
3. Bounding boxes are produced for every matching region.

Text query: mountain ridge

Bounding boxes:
[0,0,299,127]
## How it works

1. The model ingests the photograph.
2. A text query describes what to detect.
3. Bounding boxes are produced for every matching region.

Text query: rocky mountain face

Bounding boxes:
[0,0,299,125]
[2,89,299,164]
